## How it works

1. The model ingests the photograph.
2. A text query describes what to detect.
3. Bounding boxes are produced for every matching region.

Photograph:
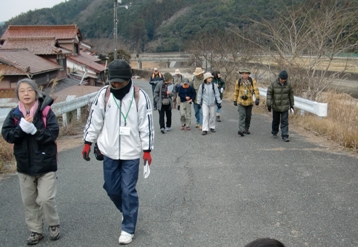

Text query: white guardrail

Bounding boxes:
[0,92,97,129]
[0,87,328,129]
[258,87,328,117]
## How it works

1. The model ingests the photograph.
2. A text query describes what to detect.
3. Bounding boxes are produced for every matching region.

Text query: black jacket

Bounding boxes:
[1,95,59,176]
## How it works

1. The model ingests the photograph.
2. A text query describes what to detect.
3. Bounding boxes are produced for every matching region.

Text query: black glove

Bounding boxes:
[177,105,180,111]
[290,106,294,111]
[233,101,237,106]
[198,104,201,110]
[217,103,222,109]
[255,99,260,106]
[267,106,271,112]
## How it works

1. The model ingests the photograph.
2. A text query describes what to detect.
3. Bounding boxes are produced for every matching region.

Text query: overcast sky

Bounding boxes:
[0,0,65,22]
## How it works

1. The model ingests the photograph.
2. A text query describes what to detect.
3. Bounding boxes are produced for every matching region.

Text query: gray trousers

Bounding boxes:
[18,172,60,233]
[180,101,192,126]
[238,104,253,132]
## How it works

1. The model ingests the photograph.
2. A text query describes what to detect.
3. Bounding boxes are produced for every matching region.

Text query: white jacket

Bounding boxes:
[84,85,154,160]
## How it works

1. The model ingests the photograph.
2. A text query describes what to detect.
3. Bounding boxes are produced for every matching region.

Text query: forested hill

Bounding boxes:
[0,0,326,52]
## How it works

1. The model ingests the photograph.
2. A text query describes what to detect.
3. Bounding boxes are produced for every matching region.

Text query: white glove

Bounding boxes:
[19,118,37,135]
[220,88,224,93]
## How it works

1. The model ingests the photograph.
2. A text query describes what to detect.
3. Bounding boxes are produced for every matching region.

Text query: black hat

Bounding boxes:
[278,70,288,79]
[183,78,190,84]
[108,59,132,83]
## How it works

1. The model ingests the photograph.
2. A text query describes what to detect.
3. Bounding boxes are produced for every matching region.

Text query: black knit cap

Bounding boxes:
[108,59,132,83]
[278,70,288,79]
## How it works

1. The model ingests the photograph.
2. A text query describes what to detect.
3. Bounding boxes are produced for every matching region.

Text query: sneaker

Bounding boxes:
[166,127,171,131]
[180,124,185,130]
[238,131,244,137]
[27,232,43,245]
[160,128,165,134]
[199,125,202,130]
[243,129,250,134]
[186,126,191,130]
[202,131,207,135]
[153,107,157,111]
[273,134,278,139]
[282,137,290,142]
[216,116,221,122]
[210,128,216,133]
[118,231,134,245]
[49,225,60,241]
[195,123,199,128]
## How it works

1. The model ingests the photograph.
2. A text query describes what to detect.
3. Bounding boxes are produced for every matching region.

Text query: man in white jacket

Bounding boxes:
[82,59,154,245]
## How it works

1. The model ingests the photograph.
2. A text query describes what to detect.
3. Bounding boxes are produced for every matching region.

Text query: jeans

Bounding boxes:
[151,84,157,109]
[272,110,289,138]
[103,157,140,234]
[159,104,172,129]
[193,103,202,126]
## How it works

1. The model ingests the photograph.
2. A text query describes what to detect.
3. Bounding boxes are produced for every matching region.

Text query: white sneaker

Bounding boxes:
[118,231,134,245]
[166,127,171,131]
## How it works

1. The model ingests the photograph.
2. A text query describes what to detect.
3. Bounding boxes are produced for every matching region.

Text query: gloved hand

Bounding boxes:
[233,101,237,106]
[143,151,152,165]
[82,143,91,161]
[255,99,260,106]
[217,103,222,109]
[268,106,272,112]
[19,118,37,135]
[198,104,201,110]
[177,105,180,111]
[290,106,294,111]
[220,88,224,93]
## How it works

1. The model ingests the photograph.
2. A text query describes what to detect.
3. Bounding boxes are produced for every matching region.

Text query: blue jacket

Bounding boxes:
[178,85,196,103]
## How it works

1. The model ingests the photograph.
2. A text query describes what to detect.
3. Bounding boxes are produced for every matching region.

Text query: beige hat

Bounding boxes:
[203,72,214,81]
[153,67,158,71]
[193,67,205,75]
[239,68,251,74]
[175,69,180,74]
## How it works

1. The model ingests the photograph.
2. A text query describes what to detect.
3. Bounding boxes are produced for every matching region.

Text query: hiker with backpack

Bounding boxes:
[212,71,226,122]
[149,67,164,110]
[177,78,196,130]
[233,68,260,137]
[154,72,176,134]
[1,78,61,245]
[82,59,154,245]
[172,69,183,110]
[197,72,222,135]
[192,67,205,130]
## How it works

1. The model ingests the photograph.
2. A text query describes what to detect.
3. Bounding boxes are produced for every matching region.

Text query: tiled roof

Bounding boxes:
[68,54,105,73]
[2,37,71,55]
[1,25,82,42]
[0,49,62,75]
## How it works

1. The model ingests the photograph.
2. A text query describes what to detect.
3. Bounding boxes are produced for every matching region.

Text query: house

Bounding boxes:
[0,49,62,88]
[0,24,106,87]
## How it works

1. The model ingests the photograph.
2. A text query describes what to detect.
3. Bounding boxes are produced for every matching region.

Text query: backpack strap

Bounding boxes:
[42,106,51,128]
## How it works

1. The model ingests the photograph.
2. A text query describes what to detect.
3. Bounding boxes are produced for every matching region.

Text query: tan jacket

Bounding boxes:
[233,77,260,106]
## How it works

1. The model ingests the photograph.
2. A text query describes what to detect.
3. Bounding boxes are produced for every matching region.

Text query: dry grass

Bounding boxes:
[290,91,358,152]
[0,138,16,174]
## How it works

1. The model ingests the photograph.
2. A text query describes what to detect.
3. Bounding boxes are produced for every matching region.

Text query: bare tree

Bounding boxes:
[230,0,358,100]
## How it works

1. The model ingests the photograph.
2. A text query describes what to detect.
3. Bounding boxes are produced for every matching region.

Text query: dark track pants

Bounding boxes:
[272,110,289,138]
[103,157,140,234]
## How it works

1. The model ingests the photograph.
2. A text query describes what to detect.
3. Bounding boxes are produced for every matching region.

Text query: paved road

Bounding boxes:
[1,80,357,247]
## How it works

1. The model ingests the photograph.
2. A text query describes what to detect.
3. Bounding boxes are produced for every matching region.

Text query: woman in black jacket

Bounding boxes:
[1,78,61,245]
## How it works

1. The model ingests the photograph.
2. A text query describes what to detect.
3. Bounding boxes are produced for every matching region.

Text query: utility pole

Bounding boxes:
[113,0,129,61]
[113,0,118,60]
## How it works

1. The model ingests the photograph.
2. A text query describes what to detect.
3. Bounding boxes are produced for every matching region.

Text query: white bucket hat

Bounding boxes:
[175,69,180,74]
[203,72,213,81]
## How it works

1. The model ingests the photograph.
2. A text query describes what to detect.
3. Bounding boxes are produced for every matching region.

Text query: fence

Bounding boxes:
[258,87,328,117]
[0,87,328,129]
